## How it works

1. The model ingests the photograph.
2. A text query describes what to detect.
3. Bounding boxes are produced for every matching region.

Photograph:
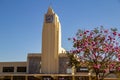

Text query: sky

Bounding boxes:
[0,0,120,62]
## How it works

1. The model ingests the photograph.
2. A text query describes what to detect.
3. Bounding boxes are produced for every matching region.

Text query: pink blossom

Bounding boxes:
[86,30,89,33]
[93,52,97,57]
[103,69,107,73]
[118,57,120,61]
[108,36,112,40]
[73,38,76,41]
[93,64,101,69]
[91,41,96,46]
[118,54,120,57]
[84,31,87,34]
[87,35,92,39]
[118,33,120,37]
[90,32,94,36]
[76,49,80,53]
[109,64,115,69]
[117,67,120,71]
[91,55,94,60]
[109,44,113,48]
[113,31,117,36]
[104,30,108,33]
[113,38,115,40]
[91,52,97,59]
[89,45,93,50]
[73,50,77,54]
[117,54,120,61]
[79,34,82,36]
[115,47,119,52]
[103,47,108,52]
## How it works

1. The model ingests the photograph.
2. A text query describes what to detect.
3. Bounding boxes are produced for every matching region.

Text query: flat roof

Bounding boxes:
[0,73,91,77]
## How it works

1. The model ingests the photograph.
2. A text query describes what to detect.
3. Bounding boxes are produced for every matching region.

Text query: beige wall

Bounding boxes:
[41,7,61,74]
[0,62,27,74]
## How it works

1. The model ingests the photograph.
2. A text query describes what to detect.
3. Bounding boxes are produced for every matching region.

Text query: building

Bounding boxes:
[0,7,117,80]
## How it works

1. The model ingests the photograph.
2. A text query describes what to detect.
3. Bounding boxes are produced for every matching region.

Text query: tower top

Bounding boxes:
[47,6,54,14]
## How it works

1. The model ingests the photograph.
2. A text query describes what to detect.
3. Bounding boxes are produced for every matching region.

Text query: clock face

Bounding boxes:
[46,15,53,23]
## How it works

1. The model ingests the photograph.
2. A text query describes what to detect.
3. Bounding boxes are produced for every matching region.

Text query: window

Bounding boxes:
[66,68,72,73]
[110,69,115,73]
[17,67,26,72]
[3,67,14,72]
[77,67,89,72]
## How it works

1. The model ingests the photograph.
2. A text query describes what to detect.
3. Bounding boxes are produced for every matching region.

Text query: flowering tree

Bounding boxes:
[68,27,120,80]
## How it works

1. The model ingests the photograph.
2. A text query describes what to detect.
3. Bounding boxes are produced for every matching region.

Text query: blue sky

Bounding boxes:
[0,0,120,61]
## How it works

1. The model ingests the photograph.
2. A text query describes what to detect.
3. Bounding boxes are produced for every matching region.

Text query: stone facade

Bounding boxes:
[59,54,69,74]
[27,53,69,74]
[27,54,41,74]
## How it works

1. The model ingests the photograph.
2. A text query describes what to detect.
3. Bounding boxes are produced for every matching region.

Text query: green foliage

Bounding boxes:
[67,53,80,68]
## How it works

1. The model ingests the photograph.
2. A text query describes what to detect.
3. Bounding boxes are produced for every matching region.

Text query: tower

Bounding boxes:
[41,7,61,74]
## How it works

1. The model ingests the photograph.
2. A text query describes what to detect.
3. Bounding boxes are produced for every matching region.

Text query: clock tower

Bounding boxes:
[41,7,61,74]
